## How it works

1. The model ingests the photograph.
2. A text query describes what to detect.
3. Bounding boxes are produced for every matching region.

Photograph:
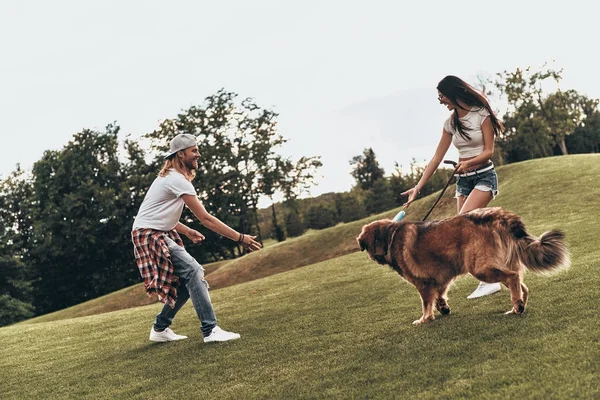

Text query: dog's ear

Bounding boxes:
[372,225,387,257]
[356,228,370,252]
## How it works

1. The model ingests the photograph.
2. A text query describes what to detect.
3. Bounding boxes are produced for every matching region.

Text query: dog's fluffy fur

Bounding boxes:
[356,207,570,324]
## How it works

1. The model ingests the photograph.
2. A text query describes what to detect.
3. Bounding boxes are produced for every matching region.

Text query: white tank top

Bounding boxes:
[443,107,490,158]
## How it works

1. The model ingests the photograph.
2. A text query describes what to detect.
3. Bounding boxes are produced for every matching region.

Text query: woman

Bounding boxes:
[401,75,504,299]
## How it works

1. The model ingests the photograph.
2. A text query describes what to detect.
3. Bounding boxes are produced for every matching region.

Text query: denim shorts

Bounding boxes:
[455,168,499,199]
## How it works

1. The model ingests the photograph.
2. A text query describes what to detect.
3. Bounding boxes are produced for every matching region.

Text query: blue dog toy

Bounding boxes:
[392,210,406,222]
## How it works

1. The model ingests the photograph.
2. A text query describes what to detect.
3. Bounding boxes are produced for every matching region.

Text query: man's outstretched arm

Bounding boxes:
[182,195,262,251]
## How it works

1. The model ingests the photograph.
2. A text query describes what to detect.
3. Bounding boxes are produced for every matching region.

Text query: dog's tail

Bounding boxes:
[517,230,571,274]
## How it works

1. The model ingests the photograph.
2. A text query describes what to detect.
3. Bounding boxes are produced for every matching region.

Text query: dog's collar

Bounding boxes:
[387,225,404,274]
[387,225,401,260]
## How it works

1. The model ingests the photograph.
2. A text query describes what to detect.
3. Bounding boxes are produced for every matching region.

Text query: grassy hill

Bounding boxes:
[18,260,230,325]
[2,154,599,399]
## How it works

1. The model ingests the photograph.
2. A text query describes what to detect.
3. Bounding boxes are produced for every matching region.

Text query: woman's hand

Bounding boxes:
[400,187,420,208]
[238,234,262,252]
[455,160,472,174]
[186,229,205,244]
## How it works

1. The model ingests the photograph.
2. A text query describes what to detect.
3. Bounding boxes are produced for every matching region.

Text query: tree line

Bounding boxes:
[255,151,455,241]
[0,90,324,324]
[1,65,599,326]
[256,64,600,241]
[488,65,600,161]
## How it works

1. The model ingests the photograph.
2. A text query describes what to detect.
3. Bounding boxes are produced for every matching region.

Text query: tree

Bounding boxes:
[334,192,365,223]
[306,204,338,230]
[0,257,35,326]
[350,148,385,190]
[28,125,137,315]
[0,167,36,325]
[490,64,598,159]
[270,203,286,241]
[499,104,554,162]
[261,156,322,243]
[566,103,600,154]
[364,179,395,215]
[284,207,306,238]
[390,159,455,201]
[543,90,585,155]
[0,166,35,257]
[145,89,321,254]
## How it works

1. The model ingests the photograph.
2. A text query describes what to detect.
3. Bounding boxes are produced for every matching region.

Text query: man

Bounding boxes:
[131,133,262,343]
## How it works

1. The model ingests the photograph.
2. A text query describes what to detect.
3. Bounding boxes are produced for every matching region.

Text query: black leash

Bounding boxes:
[395,160,458,222]
[420,160,458,221]
[421,160,456,221]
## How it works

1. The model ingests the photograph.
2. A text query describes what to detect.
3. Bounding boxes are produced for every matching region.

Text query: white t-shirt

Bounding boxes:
[443,107,490,158]
[132,169,197,231]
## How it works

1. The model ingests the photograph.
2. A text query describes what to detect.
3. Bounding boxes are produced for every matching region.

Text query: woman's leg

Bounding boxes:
[457,195,466,214]
[459,189,492,215]
[460,189,502,298]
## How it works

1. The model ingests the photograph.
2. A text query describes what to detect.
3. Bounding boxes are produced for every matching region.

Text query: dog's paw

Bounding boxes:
[439,306,451,315]
[505,300,526,315]
[412,316,434,325]
[436,299,451,315]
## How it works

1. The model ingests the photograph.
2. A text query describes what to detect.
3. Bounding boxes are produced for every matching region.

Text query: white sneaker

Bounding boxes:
[203,326,241,343]
[467,282,502,299]
[149,327,188,342]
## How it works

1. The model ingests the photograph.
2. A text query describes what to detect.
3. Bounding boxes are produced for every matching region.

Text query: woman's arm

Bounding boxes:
[182,195,262,251]
[401,129,453,207]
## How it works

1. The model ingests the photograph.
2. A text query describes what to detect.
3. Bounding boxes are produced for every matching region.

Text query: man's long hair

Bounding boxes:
[437,75,504,141]
[158,153,196,182]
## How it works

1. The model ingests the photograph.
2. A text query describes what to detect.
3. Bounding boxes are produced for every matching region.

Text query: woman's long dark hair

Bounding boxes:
[437,75,504,141]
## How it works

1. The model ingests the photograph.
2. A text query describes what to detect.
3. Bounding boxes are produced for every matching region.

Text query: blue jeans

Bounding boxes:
[154,236,217,337]
[455,168,499,199]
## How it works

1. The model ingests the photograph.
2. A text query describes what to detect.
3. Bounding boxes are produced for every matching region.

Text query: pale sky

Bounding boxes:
[1,0,598,206]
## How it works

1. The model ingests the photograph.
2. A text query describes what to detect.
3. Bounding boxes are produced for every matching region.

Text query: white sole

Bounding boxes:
[149,334,188,342]
[467,287,501,299]
[204,336,241,343]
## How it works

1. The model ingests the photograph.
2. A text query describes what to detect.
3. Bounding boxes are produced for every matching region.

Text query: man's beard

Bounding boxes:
[184,158,198,171]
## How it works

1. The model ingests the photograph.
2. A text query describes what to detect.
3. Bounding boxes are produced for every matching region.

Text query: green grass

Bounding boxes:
[2,154,599,399]
[19,260,230,325]
[20,226,282,324]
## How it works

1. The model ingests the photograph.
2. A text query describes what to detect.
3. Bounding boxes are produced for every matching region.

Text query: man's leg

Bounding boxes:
[165,237,218,337]
[149,283,190,341]
[153,282,190,332]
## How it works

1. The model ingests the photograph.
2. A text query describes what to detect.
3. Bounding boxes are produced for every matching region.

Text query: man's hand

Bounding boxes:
[239,234,262,252]
[186,229,205,244]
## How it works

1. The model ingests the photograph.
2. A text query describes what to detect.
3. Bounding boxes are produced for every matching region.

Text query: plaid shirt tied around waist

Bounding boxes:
[131,228,184,308]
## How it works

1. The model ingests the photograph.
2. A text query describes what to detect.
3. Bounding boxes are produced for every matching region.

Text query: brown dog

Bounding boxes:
[356,207,570,325]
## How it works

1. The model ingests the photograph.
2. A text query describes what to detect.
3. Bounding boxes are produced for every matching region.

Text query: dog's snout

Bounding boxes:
[358,238,366,251]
